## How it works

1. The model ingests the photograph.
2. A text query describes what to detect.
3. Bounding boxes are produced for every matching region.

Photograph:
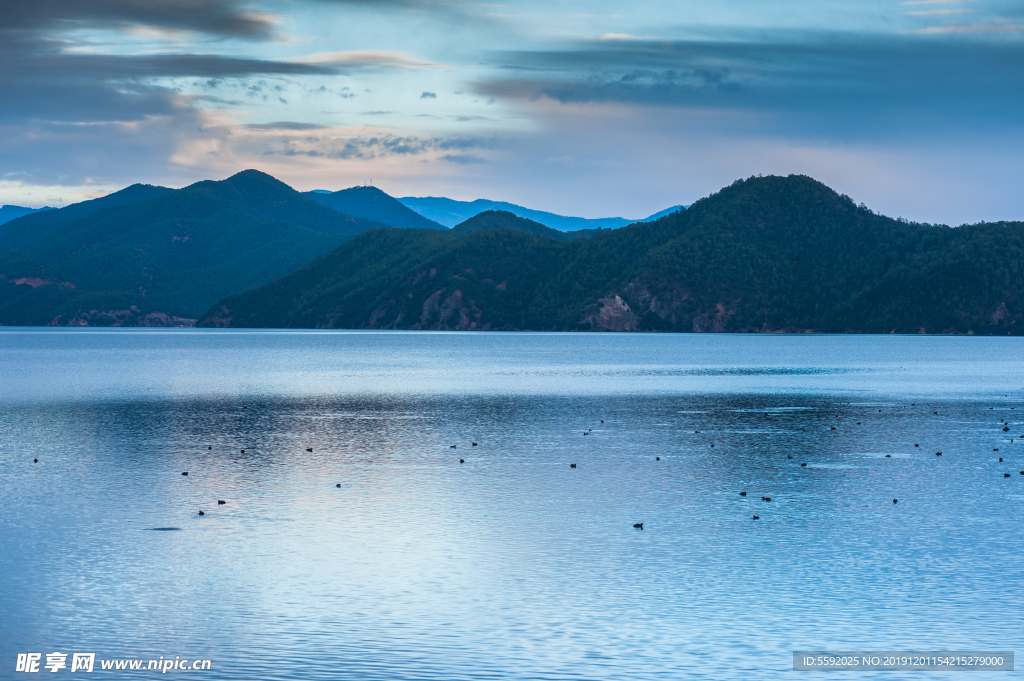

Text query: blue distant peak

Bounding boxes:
[397,196,683,231]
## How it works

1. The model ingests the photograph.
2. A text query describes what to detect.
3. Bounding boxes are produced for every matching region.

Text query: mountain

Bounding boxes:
[398,195,682,230]
[306,186,446,230]
[0,170,388,324]
[0,184,173,251]
[449,210,594,241]
[198,175,1024,334]
[0,205,54,226]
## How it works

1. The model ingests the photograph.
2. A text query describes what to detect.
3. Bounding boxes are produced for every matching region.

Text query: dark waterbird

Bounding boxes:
[633,523,643,529]
[936,452,942,456]
[218,500,226,505]
[801,462,807,467]
[762,496,772,501]
[830,426,836,430]
[306,448,313,452]
[893,499,898,504]
[459,459,464,464]
[885,454,891,458]
[33,458,37,463]
[787,455,793,459]
[198,510,204,516]
[182,471,188,476]
[472,443,477,446]
[740,492,747,496]
[336,483,341,488]
[915,444,919,447]
[241,449,245,453]
[752,515,760,520]
[1005,473,1012,477]
[656,456,660,461]
[208,446,211,450]
[1000,457,1003,462]
[450,445,456,448]
[570,463,576,468]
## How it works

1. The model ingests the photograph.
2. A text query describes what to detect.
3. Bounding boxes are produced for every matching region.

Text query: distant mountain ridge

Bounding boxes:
[198,175,1024,335]
[398,195,682,230]
[0,205,54,226]
[305,186,446,231]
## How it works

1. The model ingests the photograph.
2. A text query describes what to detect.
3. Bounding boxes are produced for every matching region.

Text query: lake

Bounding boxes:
[1,329,1022,679]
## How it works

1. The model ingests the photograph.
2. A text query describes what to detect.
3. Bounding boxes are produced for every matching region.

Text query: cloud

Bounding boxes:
[421,91,438,98]
[439,153,485,164]
[248,130,498,161]
[0,0,277,39]
[474,32,1024,140]
[903,9,975,15]
[245,122,329,131]
[909,23,1024,33]
[290,50,440,69]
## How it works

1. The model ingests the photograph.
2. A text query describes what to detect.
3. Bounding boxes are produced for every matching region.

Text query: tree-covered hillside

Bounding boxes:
[0,170,388,323]
[198,175,1024,334]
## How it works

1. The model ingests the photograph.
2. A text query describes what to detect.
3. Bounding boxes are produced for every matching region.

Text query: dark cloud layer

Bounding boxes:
[480,33,1024,139]
[0,0,276,38]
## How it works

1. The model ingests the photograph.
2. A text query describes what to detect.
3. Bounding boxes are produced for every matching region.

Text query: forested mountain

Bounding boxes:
[0,184,173,251]
[0,170,387,324]
[198,175,1024,334]
[398,195,682,230]
[306,185,446,230]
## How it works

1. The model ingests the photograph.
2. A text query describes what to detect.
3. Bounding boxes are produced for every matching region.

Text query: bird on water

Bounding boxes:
[218,500,226,505]
[752,515,760,520]
[633,523,643,529]
[570,463,576,468]
[740,492,747,496]
[198,510,204,516]
[182,471,188,476]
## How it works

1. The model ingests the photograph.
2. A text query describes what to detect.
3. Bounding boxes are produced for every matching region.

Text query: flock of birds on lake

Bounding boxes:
[31,401,1021,528]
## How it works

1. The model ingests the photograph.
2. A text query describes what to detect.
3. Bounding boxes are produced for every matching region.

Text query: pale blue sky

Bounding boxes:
[1,0,1022,223]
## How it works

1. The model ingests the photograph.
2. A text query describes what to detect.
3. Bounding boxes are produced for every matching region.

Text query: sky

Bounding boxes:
[1,0,1022,224]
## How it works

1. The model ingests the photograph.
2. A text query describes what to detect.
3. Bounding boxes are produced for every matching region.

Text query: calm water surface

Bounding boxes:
[1,330,1022,679]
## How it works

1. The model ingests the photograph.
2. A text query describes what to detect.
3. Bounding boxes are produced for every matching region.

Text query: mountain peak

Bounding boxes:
[450,210,585,241]
[305,185,446,231]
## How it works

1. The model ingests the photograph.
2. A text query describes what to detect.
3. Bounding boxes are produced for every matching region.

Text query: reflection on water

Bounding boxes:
[1,330,1022,680]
